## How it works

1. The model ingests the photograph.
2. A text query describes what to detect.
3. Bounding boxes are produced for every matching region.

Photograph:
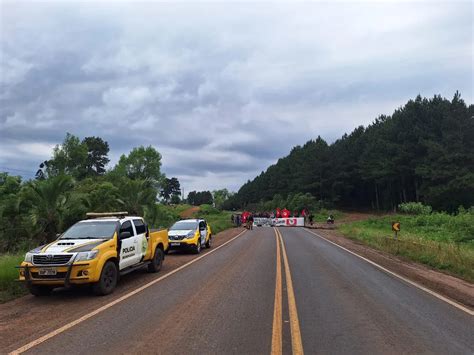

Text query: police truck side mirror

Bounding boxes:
[119,231,131,240]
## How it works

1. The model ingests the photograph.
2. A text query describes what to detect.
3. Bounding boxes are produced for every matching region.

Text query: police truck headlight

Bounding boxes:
[24,253,34,263]
[75,250,99,262]
[24,246,43,263]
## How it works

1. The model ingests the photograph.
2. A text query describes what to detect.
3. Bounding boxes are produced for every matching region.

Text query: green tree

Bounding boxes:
[0,173,24,251]
[160,177,181,203]
[83,136,110,176]
[187,190,213,206]
[212,189,232,209]
[19,175,77,243]
[46,133,88,179]
[113,146,164,183]
[117,179,157,216]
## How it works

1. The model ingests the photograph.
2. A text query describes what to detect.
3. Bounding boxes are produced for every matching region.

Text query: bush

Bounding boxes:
[199,204,219,215]
[145,204,180,229]
[0,254,27,303]
[398,202,432,215]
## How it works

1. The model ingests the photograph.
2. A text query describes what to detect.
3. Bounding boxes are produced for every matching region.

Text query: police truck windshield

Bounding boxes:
[60,221,118,239]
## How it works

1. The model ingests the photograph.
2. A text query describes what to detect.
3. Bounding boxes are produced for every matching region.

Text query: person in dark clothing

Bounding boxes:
[327,214,335,224]
[247,214,254,230]
[309,214,314,226]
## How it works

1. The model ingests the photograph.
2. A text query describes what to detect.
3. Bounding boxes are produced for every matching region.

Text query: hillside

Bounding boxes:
[226,93,474,211]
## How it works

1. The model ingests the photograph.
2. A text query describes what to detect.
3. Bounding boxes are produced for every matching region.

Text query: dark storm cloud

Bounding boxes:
[1,1,472,191]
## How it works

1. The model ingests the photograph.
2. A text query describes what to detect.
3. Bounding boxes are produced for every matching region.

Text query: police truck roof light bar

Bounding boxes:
[86,212,129,219]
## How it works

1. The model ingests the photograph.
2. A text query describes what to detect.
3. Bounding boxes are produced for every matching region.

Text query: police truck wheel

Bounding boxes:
[148,247,164,273]
[28,285,53,297]
[205,235,212,249]
[93,261,117,296]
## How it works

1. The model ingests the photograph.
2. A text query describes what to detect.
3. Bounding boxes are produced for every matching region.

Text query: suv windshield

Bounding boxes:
[60,221,118,239]
[170,221,198,231]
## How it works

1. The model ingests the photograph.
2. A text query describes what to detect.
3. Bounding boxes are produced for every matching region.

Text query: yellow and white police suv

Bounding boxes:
[18,212,168,296]
[167,219,212,254]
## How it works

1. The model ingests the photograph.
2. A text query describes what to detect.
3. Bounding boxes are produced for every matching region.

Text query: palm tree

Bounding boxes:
[117,179,156,216]
[20,175,75,243]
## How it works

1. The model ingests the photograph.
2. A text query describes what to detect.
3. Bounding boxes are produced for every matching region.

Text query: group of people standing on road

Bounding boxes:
[231,210,335,228]
[231,213,254,230]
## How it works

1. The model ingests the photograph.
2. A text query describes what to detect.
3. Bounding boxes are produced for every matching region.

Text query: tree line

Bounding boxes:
[225,93,474,212]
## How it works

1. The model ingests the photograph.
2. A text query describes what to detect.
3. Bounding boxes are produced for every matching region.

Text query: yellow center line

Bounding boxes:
[277,228,304,355]
[271,229,283,355]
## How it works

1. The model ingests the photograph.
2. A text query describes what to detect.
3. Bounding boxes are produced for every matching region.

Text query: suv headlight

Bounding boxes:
[185,230,196,239]
[24,246,43,263]
[75,250,99,262]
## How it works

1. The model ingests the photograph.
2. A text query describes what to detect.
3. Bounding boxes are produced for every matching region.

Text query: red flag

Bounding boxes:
[281,209,290,218]
[276,208,281,218]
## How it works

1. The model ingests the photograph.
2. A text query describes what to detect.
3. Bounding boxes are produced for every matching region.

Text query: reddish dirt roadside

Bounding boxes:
[0,227,246,352]
[180,206,200,218]
[312,227,474,309]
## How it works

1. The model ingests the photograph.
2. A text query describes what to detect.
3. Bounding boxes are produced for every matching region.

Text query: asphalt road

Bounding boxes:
[9,227,474,354]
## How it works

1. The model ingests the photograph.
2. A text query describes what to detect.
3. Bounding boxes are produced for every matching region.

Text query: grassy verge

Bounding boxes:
[312,209,346,223]
[339,214,474,282]
[0,253,27,303]
[192,204,234,234]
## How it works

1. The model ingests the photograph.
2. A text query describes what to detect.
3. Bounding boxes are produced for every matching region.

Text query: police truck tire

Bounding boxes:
[205,235,212,249]
[28,285,53,297]
[92,261,118,296]
[148,247,164,273]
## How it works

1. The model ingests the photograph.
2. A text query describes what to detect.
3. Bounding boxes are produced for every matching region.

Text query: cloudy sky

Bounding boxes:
[1,0,472,192]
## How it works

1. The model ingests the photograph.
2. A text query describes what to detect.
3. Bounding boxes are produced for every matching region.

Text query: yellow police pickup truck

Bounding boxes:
[18,212,168,296]
[167,219,212,254]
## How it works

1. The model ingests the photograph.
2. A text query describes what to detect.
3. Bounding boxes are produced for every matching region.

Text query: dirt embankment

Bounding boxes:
[180,206,200,218]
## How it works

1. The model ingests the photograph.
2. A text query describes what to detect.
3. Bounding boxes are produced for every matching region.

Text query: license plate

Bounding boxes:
[170,242,180,246]
[39,268,57,276]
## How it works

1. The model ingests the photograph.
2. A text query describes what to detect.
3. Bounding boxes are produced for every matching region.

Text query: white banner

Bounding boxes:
[253,218,272,226]
[272,218,305,227]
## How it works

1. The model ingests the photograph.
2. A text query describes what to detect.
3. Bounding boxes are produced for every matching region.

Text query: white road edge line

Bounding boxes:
[303,228,474,316]
[10,229,248,355]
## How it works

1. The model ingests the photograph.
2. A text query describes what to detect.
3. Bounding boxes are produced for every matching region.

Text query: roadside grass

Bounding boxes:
[0,253,27,303]
[339,213,474,282]
[312,209,345,223]
[192,205,234,234]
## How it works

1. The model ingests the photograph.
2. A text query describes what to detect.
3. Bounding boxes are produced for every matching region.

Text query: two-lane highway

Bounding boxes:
[7,227,474,354]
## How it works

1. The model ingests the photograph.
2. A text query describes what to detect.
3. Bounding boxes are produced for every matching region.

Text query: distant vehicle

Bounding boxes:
[18,212,168,296]
[168,219,212,254]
